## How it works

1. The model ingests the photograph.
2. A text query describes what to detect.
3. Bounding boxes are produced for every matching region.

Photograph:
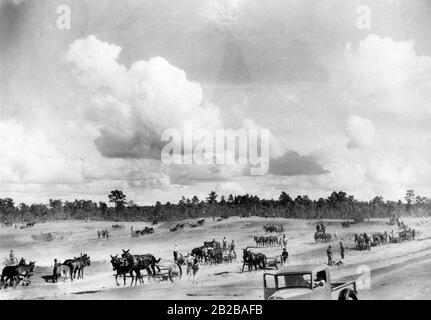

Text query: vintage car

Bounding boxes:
[263,264,358,300]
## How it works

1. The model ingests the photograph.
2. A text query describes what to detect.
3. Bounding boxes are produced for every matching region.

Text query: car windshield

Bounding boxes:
[277,273,312,289]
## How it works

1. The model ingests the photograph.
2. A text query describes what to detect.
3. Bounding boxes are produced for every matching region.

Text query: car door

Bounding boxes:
[310,270,332,300]
[263,274,278,300]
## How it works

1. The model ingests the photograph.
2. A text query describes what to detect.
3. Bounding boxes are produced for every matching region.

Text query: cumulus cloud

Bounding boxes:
[268,151,329,176]
[341,34,431,115]
[0,121,83,184]
[346,115,375,149]
[66,35,222,160]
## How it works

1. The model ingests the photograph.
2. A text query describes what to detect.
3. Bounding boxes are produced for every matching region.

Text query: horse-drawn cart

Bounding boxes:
[222,249,237,263]
[146,263,182,282]
[265,255,282,270]
[114,262,183,284]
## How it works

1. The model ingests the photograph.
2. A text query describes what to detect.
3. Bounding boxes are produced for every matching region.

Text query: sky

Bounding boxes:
[1,0,431,205]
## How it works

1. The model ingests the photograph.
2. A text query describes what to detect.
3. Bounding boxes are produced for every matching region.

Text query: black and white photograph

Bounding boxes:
[1,0,431,302]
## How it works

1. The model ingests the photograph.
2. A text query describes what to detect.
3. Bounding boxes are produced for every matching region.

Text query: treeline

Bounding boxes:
[1,189,430,223]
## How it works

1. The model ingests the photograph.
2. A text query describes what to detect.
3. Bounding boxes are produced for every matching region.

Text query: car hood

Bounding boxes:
[269,288,313,300]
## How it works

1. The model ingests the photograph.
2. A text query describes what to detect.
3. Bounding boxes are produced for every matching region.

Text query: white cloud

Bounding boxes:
[0,121,83,184]
[342,34,431,115]
[67,35,222,160]
[346,115,375,149]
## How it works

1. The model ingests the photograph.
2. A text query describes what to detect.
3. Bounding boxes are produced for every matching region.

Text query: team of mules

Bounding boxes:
[188,219,206,228]
[131,226,154,237]
[62,253,91,281]
[169,223,185,232]
[263,224,284,233]
[314,231,335,243]
[189,239,237,264]
[110,250,161,286]
[242,248,266,272]
[192,240,223,264]
[0,259,35,288]
[254,236,280,247]
[353,227,416,251]
[31,232,57,242]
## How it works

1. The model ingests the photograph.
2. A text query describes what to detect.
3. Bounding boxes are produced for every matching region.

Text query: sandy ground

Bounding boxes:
[1,216,431,300]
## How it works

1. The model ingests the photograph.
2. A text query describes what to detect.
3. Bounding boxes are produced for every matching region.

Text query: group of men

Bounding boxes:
[222,237,236,253]
[327,242,345,266]
[97,230,110,239]
[173,244,199,284]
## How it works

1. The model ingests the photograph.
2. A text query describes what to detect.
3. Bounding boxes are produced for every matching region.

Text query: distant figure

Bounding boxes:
[173,244,178,262]
[192,256,199,284]
[105,230,109,239]
[321,222,326,234]
[53,259,59,283]
[222,237,227,251]
[281,248,289,265]
[282,234,287,249]
[186,254,194,276]
[230,240,235,253]
[327,245,333,266]
[9,250,16,265]
[339,242,345,259]
[97,230,101,239]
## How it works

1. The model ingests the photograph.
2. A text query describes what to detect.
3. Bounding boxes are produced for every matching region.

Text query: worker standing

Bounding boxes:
[327,245,333,266]
[281,248,289,265]
[339,242,345,259]
[52,259,59,283]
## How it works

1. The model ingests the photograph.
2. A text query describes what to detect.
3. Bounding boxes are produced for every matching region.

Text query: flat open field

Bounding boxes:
[1,217,431,300]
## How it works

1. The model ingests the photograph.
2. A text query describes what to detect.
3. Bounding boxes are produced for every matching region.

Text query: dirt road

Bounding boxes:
[1,217,430,300]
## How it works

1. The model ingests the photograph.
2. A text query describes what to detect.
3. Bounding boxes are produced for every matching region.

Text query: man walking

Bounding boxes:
[230,240,235,253]
[186,254,194,277]
[327,245,333,266]
[281,248,289,265]
[192,255,199,284]
[339,242,345,259]
[52,259,59,283]
[173,244,178,262]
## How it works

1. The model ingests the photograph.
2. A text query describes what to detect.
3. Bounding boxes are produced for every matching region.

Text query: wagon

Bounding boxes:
[265,255,282,270]
[116,262,183,283]
[41,275,57,283]
[149,263,182,282]
[222,250,237,263]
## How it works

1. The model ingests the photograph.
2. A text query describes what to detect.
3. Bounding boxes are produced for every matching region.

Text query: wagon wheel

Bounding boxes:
[168,263,182,282]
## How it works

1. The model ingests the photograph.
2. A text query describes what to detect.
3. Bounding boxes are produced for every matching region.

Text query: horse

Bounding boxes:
[121,249,161,277]
[204,240,221,249]
[62,253,91,281]
[1,260,35,288]
[191,247,205,262]
[242,248,266,272]
[110,255,143,286]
